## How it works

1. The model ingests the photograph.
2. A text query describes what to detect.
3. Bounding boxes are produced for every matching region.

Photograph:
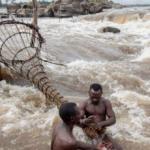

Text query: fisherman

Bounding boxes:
[79,83,122,150]
[51,102,100,150]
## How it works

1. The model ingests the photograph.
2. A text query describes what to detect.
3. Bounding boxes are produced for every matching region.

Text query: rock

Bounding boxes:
[38,8,48,17]
[8,2,52,17]
[102,26,120,33]
[0,66,14,81]
[7,0,115,18]
[0,65,31,86]
[7,3,21,14]
[45,7,54,17]
[0,13,9,18]
[16,8,33,17]
[50,0,113,17]
[17,7,51,17]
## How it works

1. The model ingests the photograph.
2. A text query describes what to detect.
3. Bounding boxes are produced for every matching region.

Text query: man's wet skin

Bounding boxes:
[79,83,122,150]
[80,88,116,128]
[51,123,76,150]
[51,102,99,150]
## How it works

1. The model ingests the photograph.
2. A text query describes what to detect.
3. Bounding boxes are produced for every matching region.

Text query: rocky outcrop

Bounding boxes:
[0,13,9,18]
[7,3,21,14]
[7,0,114,17]
[48,0,113,17]
[16,7,50,17]
[0,65,31,86]
[7,2,51,17]
[16,8,32,17]
[0,65,14,81]
[102,26,120,33]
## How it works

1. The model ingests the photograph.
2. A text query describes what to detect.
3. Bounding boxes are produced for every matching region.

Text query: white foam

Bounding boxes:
[132,47,150,63]
[1,123,15,132]
[111,90,150,142]
[0,7,150,146]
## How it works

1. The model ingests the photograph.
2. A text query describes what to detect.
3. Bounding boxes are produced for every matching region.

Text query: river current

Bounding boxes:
[0,7,150,150]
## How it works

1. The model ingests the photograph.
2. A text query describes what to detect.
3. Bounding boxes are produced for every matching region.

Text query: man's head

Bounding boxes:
[89,83,103,105]
[59,102,81,125]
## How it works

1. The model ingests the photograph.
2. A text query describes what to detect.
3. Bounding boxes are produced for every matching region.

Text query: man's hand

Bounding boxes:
[97,143,107,150]
[80,116,95,125]
[75,140,100,150]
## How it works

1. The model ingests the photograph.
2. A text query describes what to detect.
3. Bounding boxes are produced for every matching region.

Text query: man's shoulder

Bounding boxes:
[79,99,89,107]
[83,98,89,103]
[54,127,75,144]
[52,116,62,129]
[53,136,75,150]
[60,137,76,148]
[102,97,112,105]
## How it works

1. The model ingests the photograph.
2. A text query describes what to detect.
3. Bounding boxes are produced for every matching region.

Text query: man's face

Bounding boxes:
[89,89,102,105]
[72,106,82,124]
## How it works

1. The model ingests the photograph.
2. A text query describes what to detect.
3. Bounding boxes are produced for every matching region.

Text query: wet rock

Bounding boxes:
[7,2,52,17]
[16,7,51,17]
[102,26,120,33]
[0,66,14,81]
[0,65,31,86]
[16,8,33,17]
[7,3,21,14]
[38,8,50,17]
[49,0,113,17]
[0,13,9,18]
[7,0,117,18]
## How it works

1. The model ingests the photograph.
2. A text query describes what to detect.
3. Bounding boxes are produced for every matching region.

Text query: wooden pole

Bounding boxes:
[32,0,38,28]
[31,0,38,47]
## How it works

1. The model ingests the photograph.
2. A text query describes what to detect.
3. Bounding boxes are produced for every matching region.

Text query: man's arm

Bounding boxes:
[98,100,116,128]
[79,101,87,117]
[78,101,95,127]
[77,101,86,127]
[73,140,99,150]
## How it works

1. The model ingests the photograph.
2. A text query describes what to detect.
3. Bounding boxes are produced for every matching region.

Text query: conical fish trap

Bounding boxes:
[0,20,63,107]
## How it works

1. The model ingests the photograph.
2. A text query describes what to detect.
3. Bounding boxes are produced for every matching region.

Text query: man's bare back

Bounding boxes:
[51,123,76,150]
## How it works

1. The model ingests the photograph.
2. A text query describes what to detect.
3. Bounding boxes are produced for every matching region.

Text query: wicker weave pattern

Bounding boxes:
[0,20,63,107]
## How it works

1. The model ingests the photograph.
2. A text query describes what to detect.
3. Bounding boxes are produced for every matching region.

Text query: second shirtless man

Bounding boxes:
[79,83,122,150]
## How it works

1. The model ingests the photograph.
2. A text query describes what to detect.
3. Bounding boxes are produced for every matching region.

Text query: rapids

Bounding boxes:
[0,7,150,150]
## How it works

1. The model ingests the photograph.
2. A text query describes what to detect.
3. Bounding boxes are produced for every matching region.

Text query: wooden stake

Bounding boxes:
[31,0,38,47]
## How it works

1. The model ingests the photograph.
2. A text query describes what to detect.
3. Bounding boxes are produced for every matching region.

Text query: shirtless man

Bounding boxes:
[79,83,122,150]
[51,102,100,150]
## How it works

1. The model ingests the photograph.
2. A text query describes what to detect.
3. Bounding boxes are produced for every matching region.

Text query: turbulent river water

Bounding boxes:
[0,7,150,150]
